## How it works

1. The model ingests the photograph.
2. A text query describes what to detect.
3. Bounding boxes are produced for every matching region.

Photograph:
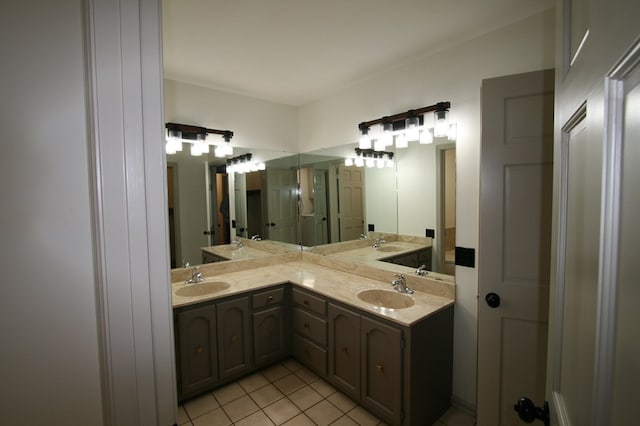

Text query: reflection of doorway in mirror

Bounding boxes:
[338,165,365,242]
[167,163,180,268]
[214,171,229,245]
[245,171,263,239]
[437,146,456,275]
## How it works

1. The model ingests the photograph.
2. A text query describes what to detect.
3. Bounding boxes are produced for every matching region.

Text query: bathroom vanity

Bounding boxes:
[172,254,454,425]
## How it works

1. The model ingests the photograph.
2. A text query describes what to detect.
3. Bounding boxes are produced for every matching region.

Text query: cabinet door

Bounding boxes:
[361,316,403,425]
[177,304,218,399]
[328,304,361,400]
[217,296,252,379]
[253,305,285,366]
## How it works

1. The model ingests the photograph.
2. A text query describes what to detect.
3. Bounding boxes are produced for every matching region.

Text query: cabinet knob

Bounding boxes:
[267,295,273,302]
[231,335,238,344]
[376,364,384,373]
[195,346,204,354]
[303,300,309,306]
[304,323,310,329]
[341,346,348,353]
[304,349,310,358]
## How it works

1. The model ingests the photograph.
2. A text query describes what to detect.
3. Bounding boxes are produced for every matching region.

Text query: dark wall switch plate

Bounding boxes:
[455,247,476,268]
[368,224,375,232]
[425,228,435,238]
[231,220,236,229]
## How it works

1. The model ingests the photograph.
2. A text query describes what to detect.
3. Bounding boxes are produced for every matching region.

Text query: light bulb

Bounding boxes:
[386,159,394,168]
[359,133,371,149]
[366,157,375,168]
[405,116,420,142]
[376,158,385,168]
[355,157,364,167]
[345,158,354,167]
[214,145,225,158]
[395,133,408,149]
[190,143,202,156]
[434,108,449,137]
[420,128,434,145]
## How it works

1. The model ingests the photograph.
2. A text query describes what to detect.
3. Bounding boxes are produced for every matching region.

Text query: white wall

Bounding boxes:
[0,2,103,424]
[299,9,556,408]
[164,79,299,152]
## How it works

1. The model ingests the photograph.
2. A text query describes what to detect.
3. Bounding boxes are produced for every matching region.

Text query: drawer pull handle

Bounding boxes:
[304,349,311,358]
[304,323,310,329]
[303,300,309,306]
[195,346,204,354]
[341,346,348,353]
[231,335,238,344]
[376,364,384,373]
[267,295,274,302]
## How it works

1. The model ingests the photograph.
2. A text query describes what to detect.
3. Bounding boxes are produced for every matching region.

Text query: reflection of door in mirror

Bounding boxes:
[234,173,248,237]
[338,165,364,241]
[313,169,329,245]
[214,171,229,245]
[245,171,263,239]
[437,146,456,275]
[167,163,179,268]
[265,168,298,244]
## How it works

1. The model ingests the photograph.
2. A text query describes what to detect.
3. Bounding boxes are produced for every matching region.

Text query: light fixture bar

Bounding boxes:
[357,101,450,132]
[165,122,234,140]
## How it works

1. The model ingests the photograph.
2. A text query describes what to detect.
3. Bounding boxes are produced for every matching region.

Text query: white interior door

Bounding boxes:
[338,165,364,241]
[477,69,555,426]
[547,1,640,422]
[265,168,298,244]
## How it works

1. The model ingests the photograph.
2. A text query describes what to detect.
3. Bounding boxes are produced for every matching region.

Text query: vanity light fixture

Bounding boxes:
[345,148,394,168]
[225,153,265,174]
[357,101,454,149]
[165,122,234,157]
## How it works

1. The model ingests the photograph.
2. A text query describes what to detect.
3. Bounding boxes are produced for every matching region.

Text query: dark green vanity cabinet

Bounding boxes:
[175,283,453,425]
[175,304,218,399]
[216,296,252,379]
[253,287,287,367]
[291,288,328,375]
[326,301,453,426]
[174,286,288,402]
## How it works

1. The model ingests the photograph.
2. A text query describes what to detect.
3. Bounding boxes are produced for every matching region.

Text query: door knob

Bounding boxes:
[514,397,549,426]
[485,292,501,308]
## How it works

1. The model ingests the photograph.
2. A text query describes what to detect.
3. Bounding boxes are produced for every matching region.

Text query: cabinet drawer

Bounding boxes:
[292,288,326,316]
[253,287,284,309]
[293,334,327,376]
[293,307,327,346]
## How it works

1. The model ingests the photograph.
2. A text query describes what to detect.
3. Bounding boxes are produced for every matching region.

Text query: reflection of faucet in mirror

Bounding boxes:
[415,264,428,276]
[373,238,386,249]
[251,234,262,241]
[359,233,368,240]
[232,237,244,248]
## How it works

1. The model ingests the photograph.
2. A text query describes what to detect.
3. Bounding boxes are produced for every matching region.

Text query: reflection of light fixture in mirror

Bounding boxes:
[381,120,393,148]
[395,132,408,149]
[420,127,434,144]
[448,123,457,141]
[347,148,394,169]
[165,123,234,157]
[433,102,449,138]
[225,153,265,174]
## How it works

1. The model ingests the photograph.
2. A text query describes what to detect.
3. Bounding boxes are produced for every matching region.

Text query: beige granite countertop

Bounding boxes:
[172,252,454,326]
[323,240,429,263]
[202,244,275,260]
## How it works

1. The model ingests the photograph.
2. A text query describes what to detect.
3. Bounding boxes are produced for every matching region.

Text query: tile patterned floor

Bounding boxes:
[177,359,476,426]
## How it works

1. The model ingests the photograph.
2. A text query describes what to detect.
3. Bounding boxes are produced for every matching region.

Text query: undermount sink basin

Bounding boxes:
[375,245,402,253]
[175,281,230,297]
[357,289,415,310]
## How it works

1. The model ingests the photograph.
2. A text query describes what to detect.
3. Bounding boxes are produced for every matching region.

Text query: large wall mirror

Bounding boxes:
[168,136,455,277]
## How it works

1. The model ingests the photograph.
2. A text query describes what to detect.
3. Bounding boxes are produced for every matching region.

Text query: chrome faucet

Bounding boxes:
[359,233,368,240]
[372,238,386,249]
[391,273,414,294]
[251,234,262,241]
[415,264,428,276]
[232,237,244,248]
[185,266,204,285]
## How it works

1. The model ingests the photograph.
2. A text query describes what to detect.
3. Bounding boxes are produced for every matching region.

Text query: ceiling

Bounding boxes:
[162,0,553,107]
